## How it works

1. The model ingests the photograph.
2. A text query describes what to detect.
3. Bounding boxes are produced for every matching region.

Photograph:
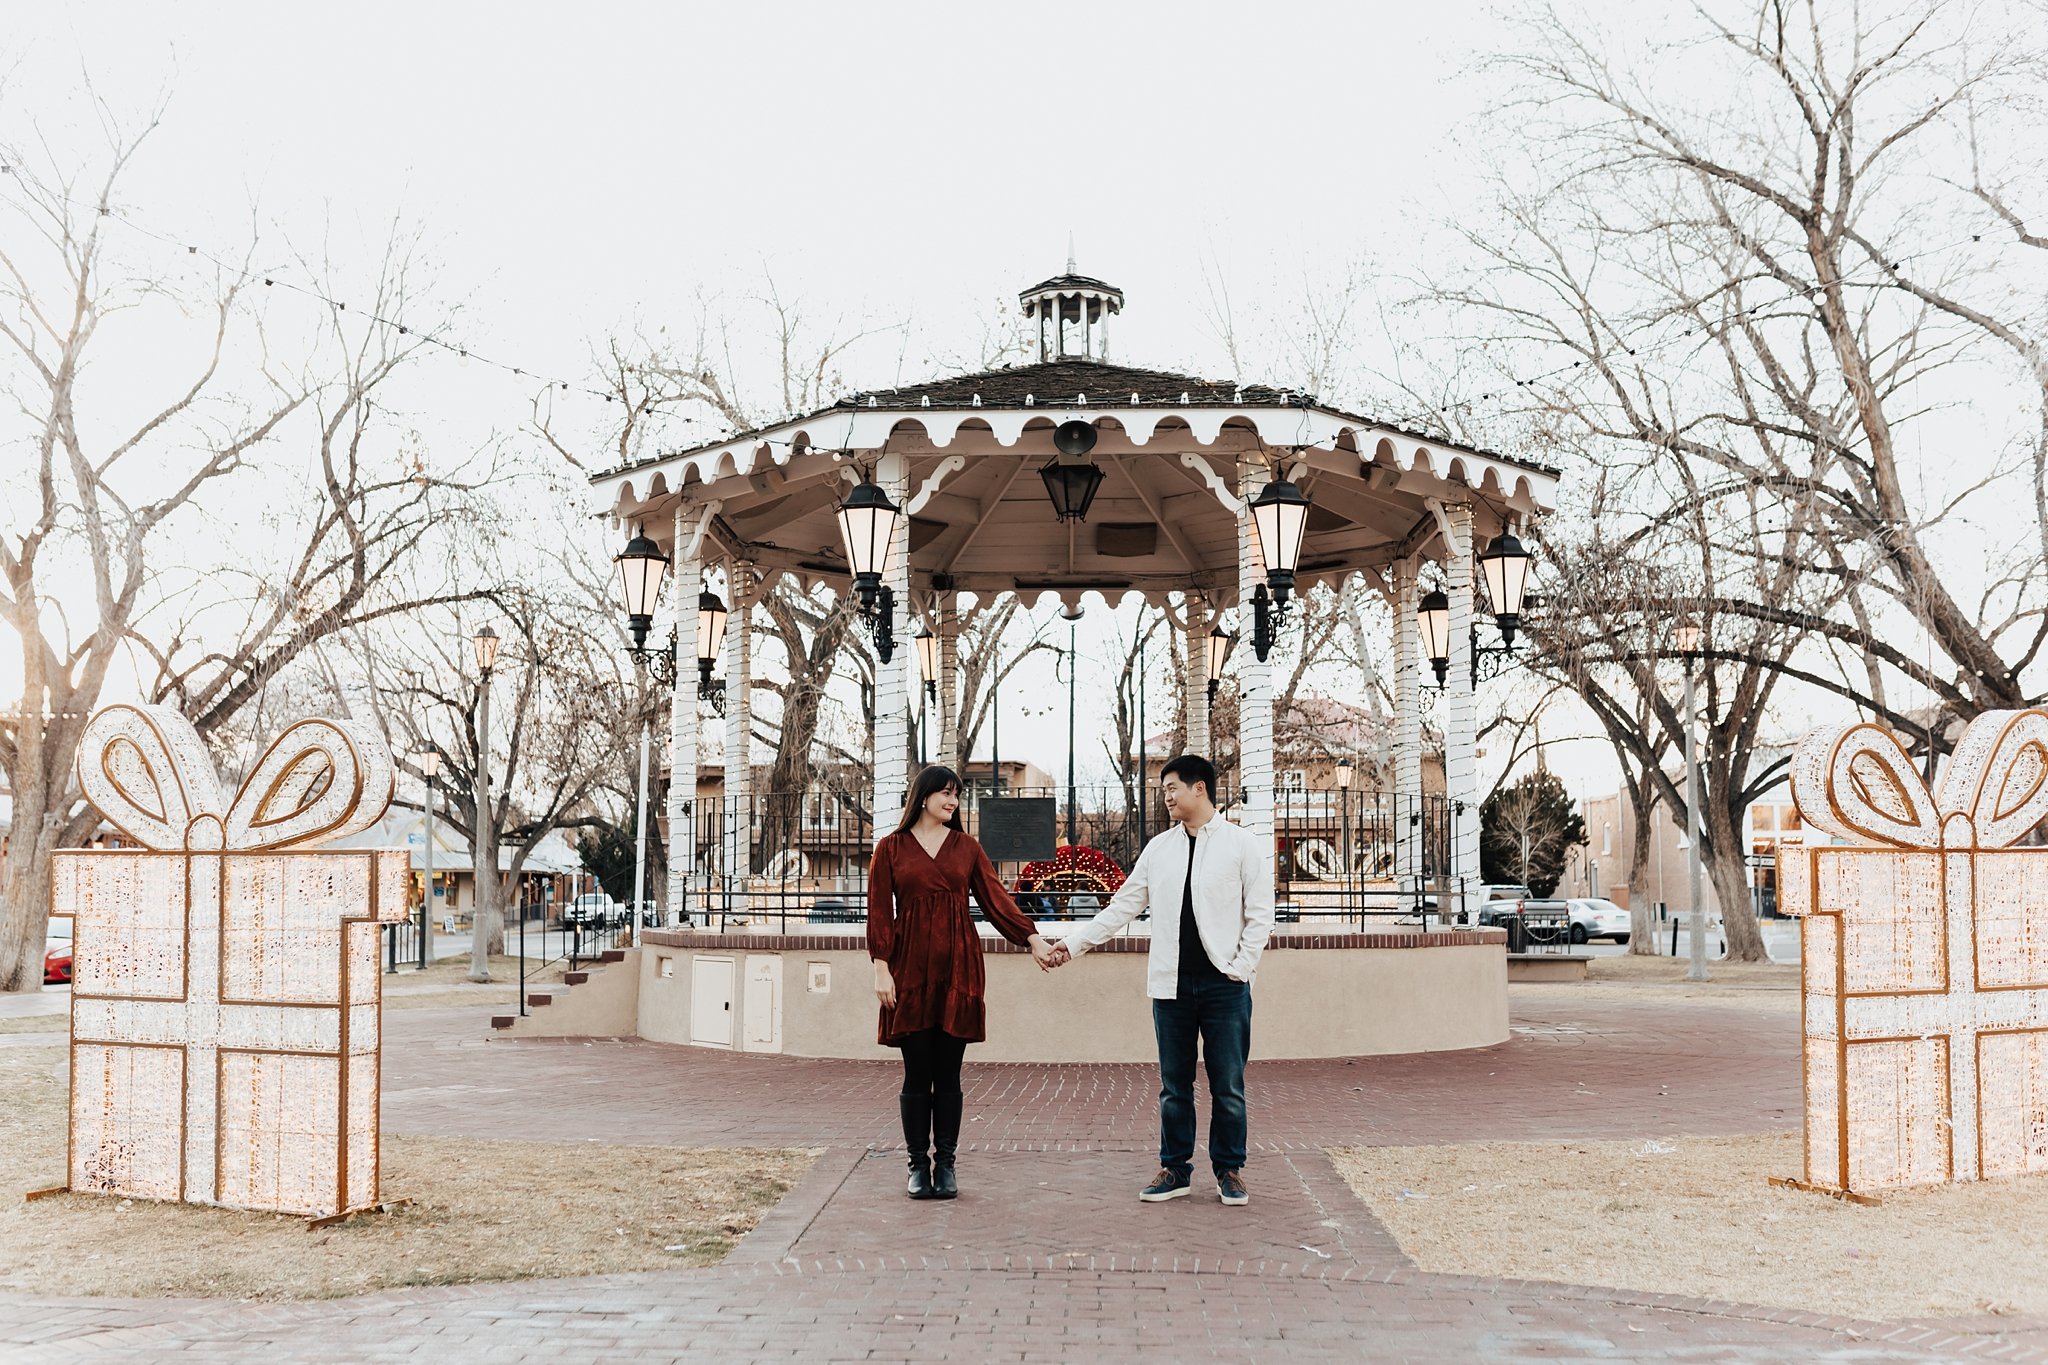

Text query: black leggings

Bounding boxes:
[898,1028,967,1099]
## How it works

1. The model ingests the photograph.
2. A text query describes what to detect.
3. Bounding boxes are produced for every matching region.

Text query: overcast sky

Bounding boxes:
[7,0,1677,802]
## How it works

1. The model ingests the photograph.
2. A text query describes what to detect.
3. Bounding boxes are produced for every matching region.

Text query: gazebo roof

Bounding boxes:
[592,287,1560,611]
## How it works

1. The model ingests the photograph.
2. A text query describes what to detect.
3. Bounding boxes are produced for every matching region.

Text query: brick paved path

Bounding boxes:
[5,992,2044,1362]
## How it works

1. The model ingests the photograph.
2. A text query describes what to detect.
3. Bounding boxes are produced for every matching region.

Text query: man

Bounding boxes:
[1045,754,1274,1205]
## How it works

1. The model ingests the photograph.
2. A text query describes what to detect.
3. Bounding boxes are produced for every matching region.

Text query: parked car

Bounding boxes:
[562,892,620,929]
[807,898,862,924]
[1567,897,1633,944]
[45,919,73,986]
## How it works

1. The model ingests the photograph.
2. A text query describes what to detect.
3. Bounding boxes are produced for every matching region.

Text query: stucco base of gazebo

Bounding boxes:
[584,928,1508,1061]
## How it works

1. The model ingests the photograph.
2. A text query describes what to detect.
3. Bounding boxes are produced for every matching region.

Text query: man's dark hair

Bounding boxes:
[1160,754,1218,805]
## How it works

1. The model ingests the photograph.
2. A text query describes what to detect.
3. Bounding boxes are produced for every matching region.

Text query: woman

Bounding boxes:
[868,765,1056,1200]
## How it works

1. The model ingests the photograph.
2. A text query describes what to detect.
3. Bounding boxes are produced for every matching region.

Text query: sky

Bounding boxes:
[5,0,1904,808]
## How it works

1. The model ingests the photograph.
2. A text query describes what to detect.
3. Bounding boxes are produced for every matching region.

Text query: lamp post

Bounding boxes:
[1335,757,1354,925]
[470,624,502,983]
[418,747,441,969]
[1061,603,1084,845]
[1674,619,1709,981]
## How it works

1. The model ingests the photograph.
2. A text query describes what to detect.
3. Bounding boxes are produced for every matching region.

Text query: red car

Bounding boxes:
[44,921,72,985]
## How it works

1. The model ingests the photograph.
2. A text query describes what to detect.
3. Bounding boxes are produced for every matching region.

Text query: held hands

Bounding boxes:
[1029,935,1071,972]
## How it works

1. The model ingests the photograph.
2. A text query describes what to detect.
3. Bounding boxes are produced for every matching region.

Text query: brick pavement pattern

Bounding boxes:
[4,993,2045,1362]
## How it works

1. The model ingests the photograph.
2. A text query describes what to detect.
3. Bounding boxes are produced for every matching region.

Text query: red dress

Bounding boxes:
[866,828,1039,1045]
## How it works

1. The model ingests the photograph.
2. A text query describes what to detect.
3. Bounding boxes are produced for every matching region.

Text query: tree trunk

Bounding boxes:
[0,801,57,992]
[1625,773,1660,956]
[1706,798,1768,963]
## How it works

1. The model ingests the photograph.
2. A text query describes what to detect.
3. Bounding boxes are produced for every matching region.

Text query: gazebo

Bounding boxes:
[591,267,1559,928]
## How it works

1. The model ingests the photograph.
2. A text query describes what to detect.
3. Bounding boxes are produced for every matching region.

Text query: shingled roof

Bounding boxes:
[844,360,1295,411]
[1018,272,1124,299]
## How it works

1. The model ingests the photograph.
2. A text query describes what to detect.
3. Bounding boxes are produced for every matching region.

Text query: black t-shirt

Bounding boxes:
[1177,829,1224,982]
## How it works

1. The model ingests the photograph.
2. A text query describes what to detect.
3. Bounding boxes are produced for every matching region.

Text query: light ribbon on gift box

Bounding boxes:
[55,704,407,1218]
[1782,709,2048,1194]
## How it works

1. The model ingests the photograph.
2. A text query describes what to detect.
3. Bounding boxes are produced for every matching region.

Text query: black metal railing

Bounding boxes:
[655,785,1466,934]
[382,912,423,973]
[511,875,637,1017]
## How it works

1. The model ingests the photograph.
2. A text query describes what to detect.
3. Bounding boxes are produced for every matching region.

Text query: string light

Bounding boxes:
[0,173,707,422]
[1440,228,1999,418]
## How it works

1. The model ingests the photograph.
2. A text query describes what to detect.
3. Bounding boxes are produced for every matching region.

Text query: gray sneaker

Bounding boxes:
[1217,1170,1248,1206]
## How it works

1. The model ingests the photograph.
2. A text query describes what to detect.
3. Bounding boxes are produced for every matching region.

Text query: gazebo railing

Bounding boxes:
[659,786,1459,933]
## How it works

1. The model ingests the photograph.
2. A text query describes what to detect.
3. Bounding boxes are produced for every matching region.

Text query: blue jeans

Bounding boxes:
[1152,976,1252,1179]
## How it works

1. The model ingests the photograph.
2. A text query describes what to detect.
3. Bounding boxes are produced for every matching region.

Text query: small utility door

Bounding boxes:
[690,956,735,1048]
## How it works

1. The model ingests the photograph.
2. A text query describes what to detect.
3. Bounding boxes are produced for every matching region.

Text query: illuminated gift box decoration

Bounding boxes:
[1781,709,2048,1196]
[50,704,408,1219]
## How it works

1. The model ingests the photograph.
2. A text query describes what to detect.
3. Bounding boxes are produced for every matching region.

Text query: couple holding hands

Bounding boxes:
[867,754,1275,1205]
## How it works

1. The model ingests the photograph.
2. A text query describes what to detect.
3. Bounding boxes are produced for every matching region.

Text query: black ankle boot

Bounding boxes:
[900,1094,935,1199]
[930,1092,963,1200]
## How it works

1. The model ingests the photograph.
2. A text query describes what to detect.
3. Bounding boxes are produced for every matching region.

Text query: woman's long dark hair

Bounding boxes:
[894,764,966,836]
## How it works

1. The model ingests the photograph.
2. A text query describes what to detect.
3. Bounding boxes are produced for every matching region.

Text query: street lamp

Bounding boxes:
[1675,618,1709,981]
[1061,602,1084,846]
[1335,757,1355,925]
[417,747,441,970]
[1206,625,1233,710]
[470,624,500,982]
[837,477,902,662]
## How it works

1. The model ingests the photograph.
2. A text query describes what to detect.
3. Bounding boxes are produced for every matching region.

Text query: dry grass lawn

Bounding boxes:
[0,1043,813,1299]
[1333,1133,2048,1321]
[1511,952,1803,1014]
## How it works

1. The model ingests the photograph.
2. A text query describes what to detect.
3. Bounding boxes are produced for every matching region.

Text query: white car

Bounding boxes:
[562,892,620,929]
[1567,897,1634,944]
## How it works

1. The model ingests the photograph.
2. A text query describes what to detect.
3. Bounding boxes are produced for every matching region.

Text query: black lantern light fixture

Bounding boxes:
[914,620,939,700]
[472,624,502,677]
[1417,528,1542,689]
[1418,589,1452,685]
[1247,474,1311,660]
[695,589,730,714]
[1205,625,1233,709]
[1039,420,1104,523]
[836,475,902,662]
[1477,531,1534,647]
[612,529,670,652]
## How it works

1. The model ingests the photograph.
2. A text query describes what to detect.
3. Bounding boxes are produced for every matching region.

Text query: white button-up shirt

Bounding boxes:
[1059,814,1275,999]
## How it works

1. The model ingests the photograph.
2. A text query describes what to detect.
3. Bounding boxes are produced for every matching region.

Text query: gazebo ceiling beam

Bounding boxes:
[1117,454,1206,576]
[933,454,1032,577]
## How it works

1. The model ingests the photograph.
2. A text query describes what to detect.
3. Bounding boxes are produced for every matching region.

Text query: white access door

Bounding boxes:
[691,956,735,1048]
[742,955,782,1053]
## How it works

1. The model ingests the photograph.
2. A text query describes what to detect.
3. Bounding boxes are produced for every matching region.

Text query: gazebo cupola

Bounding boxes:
[1020,260,1123,363]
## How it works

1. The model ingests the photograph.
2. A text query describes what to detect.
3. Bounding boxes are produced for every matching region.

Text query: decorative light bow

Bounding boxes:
[48,704,410,1220]
[1778,708,2048,1198]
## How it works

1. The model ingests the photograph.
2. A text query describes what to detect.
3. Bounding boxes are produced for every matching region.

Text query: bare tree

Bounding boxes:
[0,111,487,990]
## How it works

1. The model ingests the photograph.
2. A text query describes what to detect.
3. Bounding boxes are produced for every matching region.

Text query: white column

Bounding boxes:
[871,453,914,842]
[722,559,755,918]
[1392,558,1423,906]
[1442,503,1481,923]
[1236,457,1274,845]
[1182,609,1210,760]
[666,509,703,924]
[936,586,959,770]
